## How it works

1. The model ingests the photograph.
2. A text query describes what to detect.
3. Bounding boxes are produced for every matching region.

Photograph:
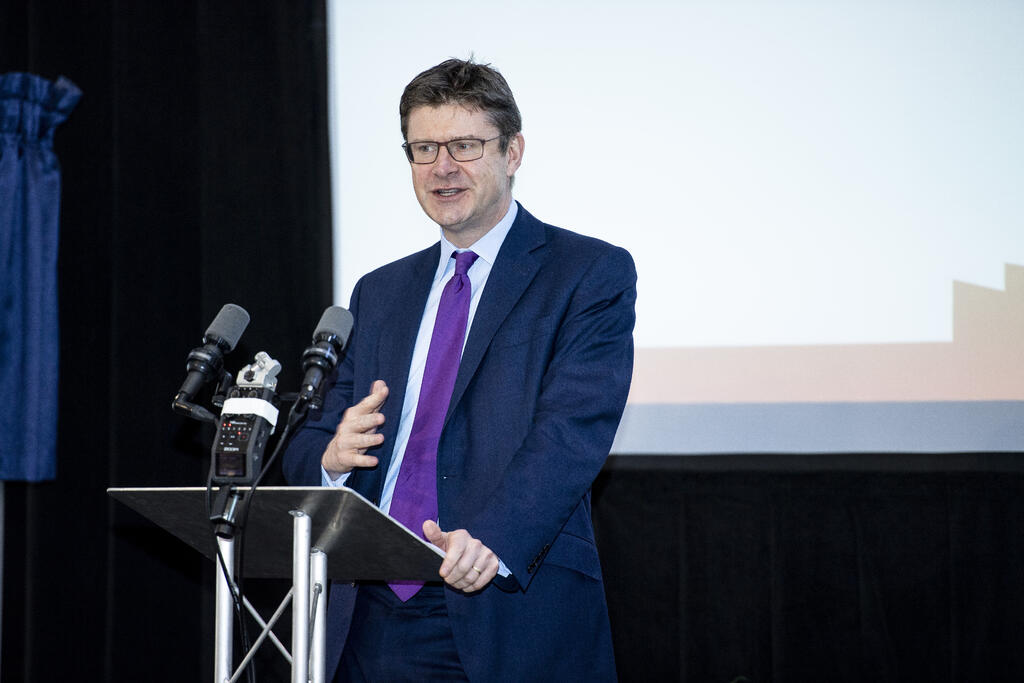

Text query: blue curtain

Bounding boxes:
[0,73,80,481]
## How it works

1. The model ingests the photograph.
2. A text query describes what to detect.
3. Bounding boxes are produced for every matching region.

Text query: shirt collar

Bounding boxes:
[436,200,518,278]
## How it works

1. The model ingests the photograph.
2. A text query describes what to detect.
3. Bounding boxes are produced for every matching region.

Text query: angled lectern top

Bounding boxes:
[107,486,444,582]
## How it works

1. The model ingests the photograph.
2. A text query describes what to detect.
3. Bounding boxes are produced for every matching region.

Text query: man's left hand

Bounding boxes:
[423,520,499,593]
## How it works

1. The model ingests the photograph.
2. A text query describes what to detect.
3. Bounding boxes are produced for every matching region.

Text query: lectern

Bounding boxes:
[108,486,444,683]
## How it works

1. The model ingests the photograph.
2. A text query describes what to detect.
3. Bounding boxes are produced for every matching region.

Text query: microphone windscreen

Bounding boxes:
[205,303,250,350]
[314,306,354,345]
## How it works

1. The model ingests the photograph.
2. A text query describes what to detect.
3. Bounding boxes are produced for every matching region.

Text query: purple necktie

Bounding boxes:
[389,250,479,601]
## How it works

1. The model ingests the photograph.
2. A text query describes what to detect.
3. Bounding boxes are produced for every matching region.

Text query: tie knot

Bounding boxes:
[453,250,479,276]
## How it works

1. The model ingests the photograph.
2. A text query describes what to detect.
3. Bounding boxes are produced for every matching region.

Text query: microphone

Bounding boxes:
[292,306,354,419]
[172,303,250,420]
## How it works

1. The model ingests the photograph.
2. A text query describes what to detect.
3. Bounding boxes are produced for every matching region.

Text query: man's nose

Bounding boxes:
[432,145,459,173]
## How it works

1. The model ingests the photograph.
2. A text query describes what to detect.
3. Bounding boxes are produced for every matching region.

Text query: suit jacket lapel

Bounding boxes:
[445,205,545,424]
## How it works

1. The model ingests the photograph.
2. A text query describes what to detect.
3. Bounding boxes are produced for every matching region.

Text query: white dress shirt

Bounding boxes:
[321,201,518,515]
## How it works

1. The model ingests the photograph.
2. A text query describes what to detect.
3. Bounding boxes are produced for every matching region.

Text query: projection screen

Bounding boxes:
[326,0,1024,454]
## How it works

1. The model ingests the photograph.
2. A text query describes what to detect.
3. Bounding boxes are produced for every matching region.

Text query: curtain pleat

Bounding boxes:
[0,73,80,481]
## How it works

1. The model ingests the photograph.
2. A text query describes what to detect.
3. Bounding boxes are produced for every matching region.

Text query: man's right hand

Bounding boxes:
[322,379,388,479]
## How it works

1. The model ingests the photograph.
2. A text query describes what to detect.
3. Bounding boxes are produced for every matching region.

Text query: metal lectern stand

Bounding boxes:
[107,486,444,683]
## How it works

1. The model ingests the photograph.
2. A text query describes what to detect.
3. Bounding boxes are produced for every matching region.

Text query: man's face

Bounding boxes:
[405,104,524,248]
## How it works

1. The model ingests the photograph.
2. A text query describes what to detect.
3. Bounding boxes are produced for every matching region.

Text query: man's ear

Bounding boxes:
[505,132,525,177]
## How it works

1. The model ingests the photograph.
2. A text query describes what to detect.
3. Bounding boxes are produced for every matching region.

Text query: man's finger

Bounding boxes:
[463,560,498,592]
[437,530,469,578]
[363,380,388,411]
[342,381,389,422]
[423,520,446,549]
[450,542,493,589]
[354,412,385,435]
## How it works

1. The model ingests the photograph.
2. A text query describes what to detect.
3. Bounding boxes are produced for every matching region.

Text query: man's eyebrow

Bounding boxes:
[407,135,480,143]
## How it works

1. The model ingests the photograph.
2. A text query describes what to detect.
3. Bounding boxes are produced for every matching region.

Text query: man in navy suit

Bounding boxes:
[283,58,636,682]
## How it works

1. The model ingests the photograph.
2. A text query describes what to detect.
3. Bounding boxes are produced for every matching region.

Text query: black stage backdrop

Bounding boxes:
[1,1,331,680]
[3,2,1024,682]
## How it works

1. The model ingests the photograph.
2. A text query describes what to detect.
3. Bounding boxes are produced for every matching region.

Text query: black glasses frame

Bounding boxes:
[402,136,502,164]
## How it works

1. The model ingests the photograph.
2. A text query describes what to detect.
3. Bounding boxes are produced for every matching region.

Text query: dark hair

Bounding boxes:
[400,58,522,152]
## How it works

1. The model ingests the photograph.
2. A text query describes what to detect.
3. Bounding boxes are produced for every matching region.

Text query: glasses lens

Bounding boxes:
[409,142,439,163]
[448,139,483,161]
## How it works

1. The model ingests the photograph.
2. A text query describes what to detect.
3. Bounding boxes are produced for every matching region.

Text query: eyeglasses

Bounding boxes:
[402,136,502,164]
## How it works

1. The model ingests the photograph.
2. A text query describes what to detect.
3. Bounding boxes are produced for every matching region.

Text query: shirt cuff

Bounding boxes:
[321,466,351,488]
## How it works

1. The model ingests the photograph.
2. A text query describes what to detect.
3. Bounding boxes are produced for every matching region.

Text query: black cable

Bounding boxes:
[225,405,303,683]
[232,415,297,626]
[206,475,257,683]
[198,380,313,680]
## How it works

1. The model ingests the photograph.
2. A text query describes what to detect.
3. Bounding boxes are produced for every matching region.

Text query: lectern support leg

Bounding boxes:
[310,548,327,683]
[215,535,234,683]
[291,511,311,683]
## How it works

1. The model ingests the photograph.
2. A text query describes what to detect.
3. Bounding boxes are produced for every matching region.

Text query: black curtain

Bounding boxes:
[1,2,331,680]
[3,3,1024,682]
[594,455,1024,682]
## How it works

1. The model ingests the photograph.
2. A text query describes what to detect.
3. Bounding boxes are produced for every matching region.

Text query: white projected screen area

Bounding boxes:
[327,0,1024,454]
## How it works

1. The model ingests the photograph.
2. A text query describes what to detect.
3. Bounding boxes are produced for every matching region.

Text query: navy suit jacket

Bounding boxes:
[283,204,636,682]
